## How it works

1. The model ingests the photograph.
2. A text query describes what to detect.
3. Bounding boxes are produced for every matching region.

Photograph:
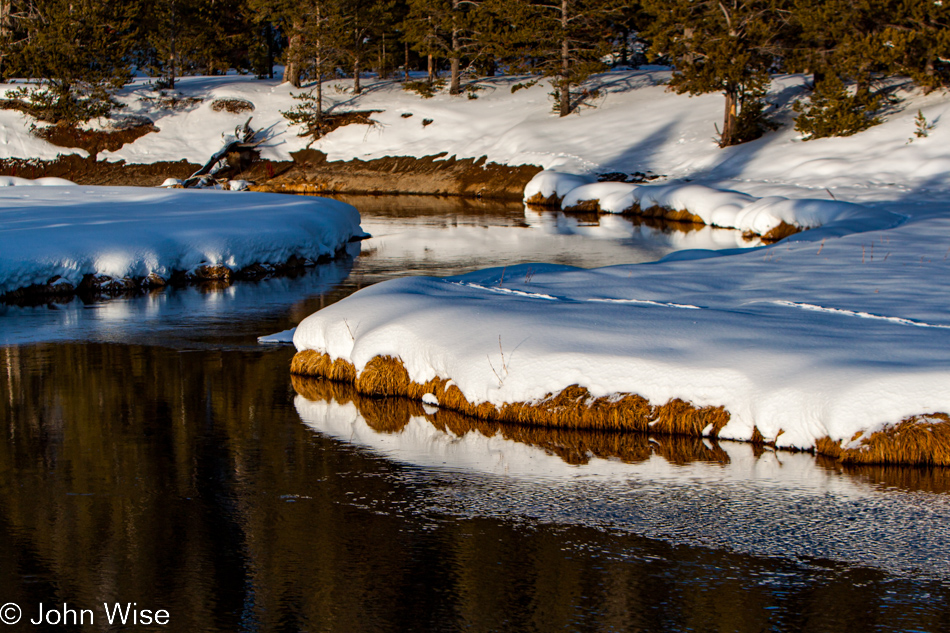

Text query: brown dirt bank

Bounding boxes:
[0,151,541,198]
[290,349,950,467]
[0,155,200,186]
[245,150,541,199]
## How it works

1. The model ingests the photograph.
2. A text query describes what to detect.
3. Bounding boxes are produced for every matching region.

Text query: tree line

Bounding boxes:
[0,0,947,146]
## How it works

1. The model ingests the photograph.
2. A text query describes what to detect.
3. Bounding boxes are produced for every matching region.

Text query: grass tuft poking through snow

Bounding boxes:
[291,373,733,467]
[291,350,733,437]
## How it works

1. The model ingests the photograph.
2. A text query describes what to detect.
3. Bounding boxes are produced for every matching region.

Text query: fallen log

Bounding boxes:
[182,118,264,188]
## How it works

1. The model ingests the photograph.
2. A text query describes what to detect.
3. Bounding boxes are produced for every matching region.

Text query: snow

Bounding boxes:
[294,199,950,451]
[4,68,950,450]
[527,174,899,234]
[0,184,363,295]
[1,69,948,206]
[0,175,76,187]
[259,327,297,344]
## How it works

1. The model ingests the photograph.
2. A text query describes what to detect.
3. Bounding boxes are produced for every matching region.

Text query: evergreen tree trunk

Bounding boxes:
[450,27,461,95]
[721,87,737,147]
[266,22,274,79]
[405,42,410,81]
[428,54,434,82]
[449,0,460,95]
[315,43,323,124]
[316,72,323,123]
[354,59,361,94]
[284,19,304,88]
[168,1,177,89]
[450,55,460,94]
[559,0,570,117]
[0,1,7,79]
[315,4,323,120]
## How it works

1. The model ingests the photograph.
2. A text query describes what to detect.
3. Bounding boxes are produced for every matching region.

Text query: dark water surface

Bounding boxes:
[1,198,949,633]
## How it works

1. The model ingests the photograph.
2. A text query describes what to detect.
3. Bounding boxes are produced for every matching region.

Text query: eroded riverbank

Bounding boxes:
[0,150,542,198]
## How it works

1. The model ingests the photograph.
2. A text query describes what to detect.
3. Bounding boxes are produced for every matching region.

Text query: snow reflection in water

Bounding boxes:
[0,198,756,348]
[293,375,950,580]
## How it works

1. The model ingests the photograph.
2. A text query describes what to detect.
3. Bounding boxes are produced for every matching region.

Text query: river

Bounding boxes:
[1,196,948,632]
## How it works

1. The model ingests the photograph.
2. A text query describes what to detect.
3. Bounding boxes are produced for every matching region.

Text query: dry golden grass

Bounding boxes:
[619,202,707,225]
[524,192,562,207]
[562,198,602,213]
[751,221,803,244]
[291,351,730,437]
[188,264,233,281]
[291,374,732,466]
[291,349,357,382]
[816,414,950,466]
[292,351,950,466]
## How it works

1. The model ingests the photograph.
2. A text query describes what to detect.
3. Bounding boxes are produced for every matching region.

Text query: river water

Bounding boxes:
[1,197,948,632]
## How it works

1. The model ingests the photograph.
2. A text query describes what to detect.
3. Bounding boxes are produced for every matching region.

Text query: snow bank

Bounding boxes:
[293,201,950,454]
[527,171,894,235]
[0,186,363,296]
[523,171,595,203]
[0,175,76,187]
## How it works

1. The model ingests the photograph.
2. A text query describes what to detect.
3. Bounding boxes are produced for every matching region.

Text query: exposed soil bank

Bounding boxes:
[291,349,950,467]
[0,151,542,199]
[246,150,542,199]
[0,155,199,186]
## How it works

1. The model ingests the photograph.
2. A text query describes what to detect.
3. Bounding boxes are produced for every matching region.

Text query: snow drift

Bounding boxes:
[0,184,363,297]
[292,199,950,463]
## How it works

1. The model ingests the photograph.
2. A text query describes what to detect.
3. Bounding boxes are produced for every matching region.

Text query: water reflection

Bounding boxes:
[1,196,755,348]
[0,250,357,348]
[293,375,950,580]
[2,196,948,632]
[1,342,949,633]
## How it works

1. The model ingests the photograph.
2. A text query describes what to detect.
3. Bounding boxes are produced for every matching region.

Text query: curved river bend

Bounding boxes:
[1,196,948,633]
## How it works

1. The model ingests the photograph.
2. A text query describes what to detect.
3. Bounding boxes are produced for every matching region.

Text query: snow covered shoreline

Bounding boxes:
[523,171,898,239]
[290,194,950,465]
[0,183,364,299]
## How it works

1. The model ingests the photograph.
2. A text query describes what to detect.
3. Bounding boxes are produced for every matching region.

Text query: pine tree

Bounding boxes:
[643,0,785,147]
[787,0,896,139]
[326,0,396,95]
[877,0,950,91]
[137,0,256,84]
[3,0,139,124]
[489,0,621,117]
[402,0,496,95]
